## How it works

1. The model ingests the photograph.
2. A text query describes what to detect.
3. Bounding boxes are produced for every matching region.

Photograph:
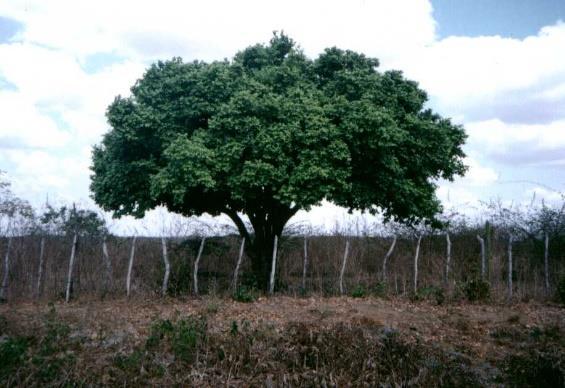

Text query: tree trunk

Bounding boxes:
[413,235,422,293]
[102,236,113,290]
[477,234,486,280]
[0,238,12,301]
[126,236,136,297]
[544,232,550,295]
[65,234,78,303]
[193,237,206,295]
[269,235,278,295]
[36,237,45,299]
[224,207,296,291]
[302,237,308,290]
[382,236,397,283]
[339,240,350,295]
[508,235,513,300]
[232,237,245,292]
[161,237,170,296]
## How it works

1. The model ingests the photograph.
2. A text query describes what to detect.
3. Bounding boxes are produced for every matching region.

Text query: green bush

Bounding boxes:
[172,317,207,363]
[239,272,259,291]
[144,316,207,363]
[145,319,174,349]
[32,304,75,383]
[113,350,165,378]
[166,254,192,295]
[371,282,387,298]
[38,304,71,357]
[351,285,367,298]
[463,279,490,302]
[1,304,77,385]
[413,286,445,305]
[232,286,256,303]
[114,350,144,373]
[557,275,565,305]
[0,336,29,380]
[503,348,564,387]
[0,314,8,335]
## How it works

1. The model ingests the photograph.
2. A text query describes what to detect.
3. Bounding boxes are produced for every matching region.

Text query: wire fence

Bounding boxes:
[1,225,563,303]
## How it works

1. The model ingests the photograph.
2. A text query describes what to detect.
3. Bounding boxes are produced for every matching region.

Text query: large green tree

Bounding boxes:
[91,33,466,288]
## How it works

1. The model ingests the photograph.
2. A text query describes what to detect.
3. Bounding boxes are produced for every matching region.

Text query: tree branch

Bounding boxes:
[224,209,251,242]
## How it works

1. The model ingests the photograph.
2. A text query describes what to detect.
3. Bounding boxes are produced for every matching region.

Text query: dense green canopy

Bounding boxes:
[91,33,466,286]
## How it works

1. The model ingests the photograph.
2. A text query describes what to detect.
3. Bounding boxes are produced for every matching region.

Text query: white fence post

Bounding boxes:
[339,240,350,295]
[232,237,245,292]
[102,236,113,289]
[445,233,451,284]
[382,236,397,283]
[302,237,308,290]
[65,234,78,303]
[269,235,278,295]
[126,236,137,297]
[0,238,12,301]
[36,237,45,298]
[413,235,422,293]
[477,234,486,280]
[508,235,513,300]
[161,237,170,296]
[544,232,550,294]
[193,237,206,295]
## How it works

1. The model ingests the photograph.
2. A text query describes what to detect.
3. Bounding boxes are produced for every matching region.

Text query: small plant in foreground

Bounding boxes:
[172,317,207,362]
[0,336,29,380]
[464,279,490,302]
[232,286,256,303]
[557,275,565,305]
[0,314,8,335]
[412,286,445,305]
[145,319,174,349]
[230,320,238,336]
[205,300,219,315]
[503,348,564,387]
[351,285,367,298]
[371,282,387,298]
[144,316,207,363]
[32,304,75,383]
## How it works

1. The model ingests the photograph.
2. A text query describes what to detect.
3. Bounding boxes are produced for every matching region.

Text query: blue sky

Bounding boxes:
[433,0,565,38]
[1,0,565,234]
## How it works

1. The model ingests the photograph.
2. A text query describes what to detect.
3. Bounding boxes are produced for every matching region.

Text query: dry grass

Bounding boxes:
[1,296,564,386]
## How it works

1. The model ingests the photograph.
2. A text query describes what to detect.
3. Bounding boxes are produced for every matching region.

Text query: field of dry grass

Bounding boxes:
[1,296,564,386]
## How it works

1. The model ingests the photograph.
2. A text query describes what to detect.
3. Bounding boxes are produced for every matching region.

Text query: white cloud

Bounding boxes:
[0,149,91,204]
[435,158,499,216]
[524,186,564,205]
[0,0,436,61]
[391,22,565,121]
[436,185,481,213]
[458,157,499,186]
[537,82,565,101]
[466,119,565,165]
[0,91,70,149]
[0,42,145,142]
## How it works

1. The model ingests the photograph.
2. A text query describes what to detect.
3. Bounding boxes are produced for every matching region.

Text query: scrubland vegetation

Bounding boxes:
[2,172,565,385]
[1,297,564,386]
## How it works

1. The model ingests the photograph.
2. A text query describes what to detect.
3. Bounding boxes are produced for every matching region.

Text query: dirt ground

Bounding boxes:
[2,296,563,355]
[0,296,565,387]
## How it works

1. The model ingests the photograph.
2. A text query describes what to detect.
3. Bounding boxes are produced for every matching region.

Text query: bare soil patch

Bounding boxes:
[1,297,563,386]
